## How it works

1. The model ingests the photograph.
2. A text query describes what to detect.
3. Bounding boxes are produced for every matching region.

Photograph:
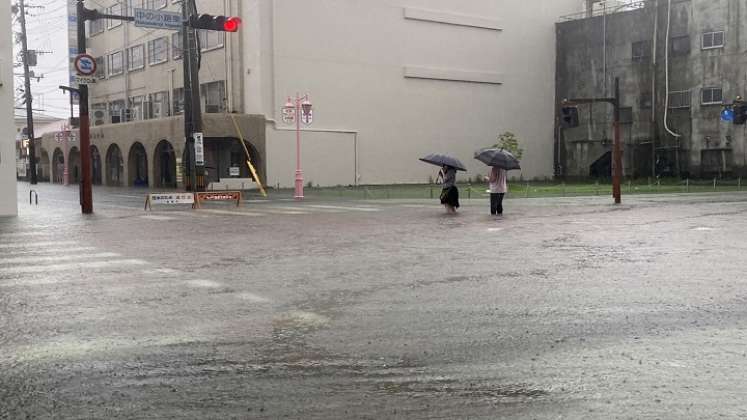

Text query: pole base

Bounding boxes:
[295,170,304,200]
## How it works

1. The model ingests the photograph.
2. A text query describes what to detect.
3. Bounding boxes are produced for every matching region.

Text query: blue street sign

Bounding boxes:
[721,107,734,122]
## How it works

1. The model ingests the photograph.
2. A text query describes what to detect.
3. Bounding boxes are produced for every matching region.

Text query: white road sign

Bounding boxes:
[194,132,205,166]
[75,75,97,85]
[133,8,182,30]
[281,107,296,124]
[149,193,195,205]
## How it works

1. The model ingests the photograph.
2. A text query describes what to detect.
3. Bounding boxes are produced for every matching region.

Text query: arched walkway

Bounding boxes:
[52,148,65,184]
[91,146,102,185]
[106,144,124,187]
[68,147,81,184]
[128,142,148,187]
[38,148,50,182]
[154,140,176,188]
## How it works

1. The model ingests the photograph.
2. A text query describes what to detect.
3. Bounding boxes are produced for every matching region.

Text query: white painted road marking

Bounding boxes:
[0,246,98,256]
[0,241,79,249]
[1,259,148,274]
[0,252,121,265]
[186,279,224,288]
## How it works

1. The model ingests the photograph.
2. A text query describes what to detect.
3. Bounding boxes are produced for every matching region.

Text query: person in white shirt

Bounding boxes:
[487,166,507,215]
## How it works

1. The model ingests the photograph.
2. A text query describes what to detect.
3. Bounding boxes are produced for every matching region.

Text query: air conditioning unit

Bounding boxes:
[93,109,106,126]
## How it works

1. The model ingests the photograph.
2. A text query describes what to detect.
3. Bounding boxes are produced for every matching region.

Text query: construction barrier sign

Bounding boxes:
[194,191,242,208]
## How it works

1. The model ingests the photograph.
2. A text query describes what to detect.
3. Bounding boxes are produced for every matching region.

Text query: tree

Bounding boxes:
[492,131,523,160]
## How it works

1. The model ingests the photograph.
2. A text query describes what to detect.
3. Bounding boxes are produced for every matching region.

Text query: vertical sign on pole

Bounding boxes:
[194,132,204,166]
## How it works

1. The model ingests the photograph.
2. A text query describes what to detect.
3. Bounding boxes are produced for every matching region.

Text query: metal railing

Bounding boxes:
[559,1,647,22]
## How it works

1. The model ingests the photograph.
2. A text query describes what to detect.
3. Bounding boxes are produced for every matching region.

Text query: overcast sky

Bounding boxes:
[14,0,72,119]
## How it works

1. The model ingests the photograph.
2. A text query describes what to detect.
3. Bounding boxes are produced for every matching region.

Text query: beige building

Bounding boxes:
[245,0,582,186]
[46,0,264,190]
[1,2,16,216]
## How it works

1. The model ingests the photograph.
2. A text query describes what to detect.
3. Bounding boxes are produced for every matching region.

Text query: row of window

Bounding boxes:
[668,87,722,109]
[90,81,227,126]
[631,31,725,62]
[93,32,223,79]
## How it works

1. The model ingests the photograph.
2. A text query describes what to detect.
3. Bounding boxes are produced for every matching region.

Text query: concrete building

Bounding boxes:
[0,3,16,216]
[49,0,265,190]
[556,0,747,179]
[245,0,582,186]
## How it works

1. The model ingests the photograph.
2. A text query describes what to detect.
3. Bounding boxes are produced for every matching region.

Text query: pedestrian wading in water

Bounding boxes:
[487,166,507,216]
[437,165,460,213]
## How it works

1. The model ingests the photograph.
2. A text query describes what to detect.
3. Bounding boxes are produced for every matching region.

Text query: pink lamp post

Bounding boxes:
[282,94,313,200]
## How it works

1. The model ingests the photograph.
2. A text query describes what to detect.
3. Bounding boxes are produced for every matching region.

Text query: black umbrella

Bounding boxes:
[419,154,467,171]
[474,148,521,171]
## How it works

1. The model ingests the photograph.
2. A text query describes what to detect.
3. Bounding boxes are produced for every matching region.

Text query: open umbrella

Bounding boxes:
[474,148,521,171]
[419,154,467,171]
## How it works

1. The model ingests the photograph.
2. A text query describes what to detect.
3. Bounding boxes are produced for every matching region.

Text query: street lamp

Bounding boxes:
[282,93,313,200]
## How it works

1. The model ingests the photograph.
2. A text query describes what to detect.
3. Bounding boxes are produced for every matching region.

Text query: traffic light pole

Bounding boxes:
[181,0,204,192]
[76,1,134,214]
[566,77,623,204]
[19,0,37,185]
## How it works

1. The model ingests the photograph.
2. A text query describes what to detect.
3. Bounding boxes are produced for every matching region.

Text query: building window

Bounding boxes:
[702,31,725,49]
[148,37,169,65]
[198,29,224,51]
[88,18,105,36]
[631,40,651,62]
[95,56,106,80]
[200,81,226,113]
[127,44,145,71]
[668,90,691,109]
[172,33,183,60]
[106,3,123,29]
[145,0,167,9]
[640,92,652,109]
[173,88,184,115]
[129,0,144,16]
[109,99,126,124]
[107,51,124,77]
[129,96,145,121]
[150,91,169,119]
[701,87,723,105]
[670,35,690,56]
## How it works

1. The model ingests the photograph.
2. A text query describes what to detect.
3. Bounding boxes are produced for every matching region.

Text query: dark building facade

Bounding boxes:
[556,0,747,179]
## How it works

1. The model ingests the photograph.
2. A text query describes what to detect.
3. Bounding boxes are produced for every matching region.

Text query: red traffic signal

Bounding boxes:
[223,17,241,32]
[189,14,241,32]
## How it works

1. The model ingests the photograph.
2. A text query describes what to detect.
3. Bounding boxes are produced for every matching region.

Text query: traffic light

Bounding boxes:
[189,14,242,32]
[734,99,747,125]
[561,105,579,128]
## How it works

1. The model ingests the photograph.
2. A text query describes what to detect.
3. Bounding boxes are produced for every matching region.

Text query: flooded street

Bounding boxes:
[3,184,747,419]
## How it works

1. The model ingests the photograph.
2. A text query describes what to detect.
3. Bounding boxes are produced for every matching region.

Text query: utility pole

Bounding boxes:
[18,0,37,184]
[181,0,198,191]
[564,76,623,204]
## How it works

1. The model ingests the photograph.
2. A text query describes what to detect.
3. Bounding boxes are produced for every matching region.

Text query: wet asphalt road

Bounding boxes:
[3,183,747,419]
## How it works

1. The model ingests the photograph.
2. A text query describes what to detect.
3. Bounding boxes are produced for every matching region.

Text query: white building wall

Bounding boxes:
[0,3,17,216]
[245,0,581,187]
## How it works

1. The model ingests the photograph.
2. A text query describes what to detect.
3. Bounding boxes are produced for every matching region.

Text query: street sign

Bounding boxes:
[229,167,240,176]
[194,132,204,166]
[134,8,183,30]
[144,193,195,211]
[281,106,295,124]
[68,132,77,142]
[54,132,64,143]
[301,109,313,125]
[75,75,97,85]
[194,191,242,208]
[75,54,96,76]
